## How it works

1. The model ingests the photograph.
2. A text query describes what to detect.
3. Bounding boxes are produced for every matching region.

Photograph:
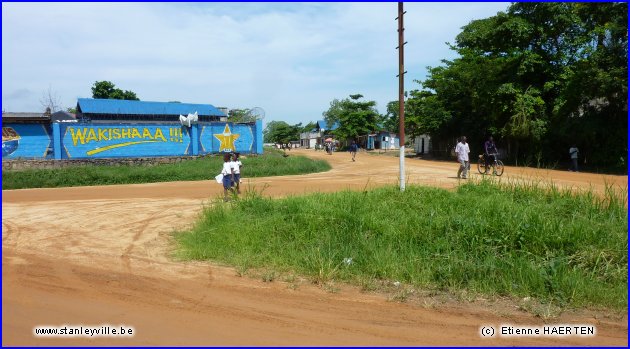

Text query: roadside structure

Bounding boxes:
[2,98,264,159]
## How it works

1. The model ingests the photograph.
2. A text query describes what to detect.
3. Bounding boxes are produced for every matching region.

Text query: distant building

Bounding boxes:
[413,134,431,155]
[358,130,399,150]
[2,111,50,124]
[299,120,339,148]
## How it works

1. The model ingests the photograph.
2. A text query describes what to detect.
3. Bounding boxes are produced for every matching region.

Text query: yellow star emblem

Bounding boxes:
[214,124,240,152]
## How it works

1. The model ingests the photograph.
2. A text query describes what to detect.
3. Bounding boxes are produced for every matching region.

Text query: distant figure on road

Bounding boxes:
[455,136,470,179]
[349,141,358,162]
[569,144,579,172]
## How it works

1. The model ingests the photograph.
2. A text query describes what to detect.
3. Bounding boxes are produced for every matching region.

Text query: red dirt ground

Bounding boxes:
[3,149,627,346]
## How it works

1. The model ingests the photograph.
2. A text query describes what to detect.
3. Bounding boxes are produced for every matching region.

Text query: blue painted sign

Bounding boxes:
[199,123,255,154]
[3,121,261,160]
[2,124,51,159]
[61,124,191,158]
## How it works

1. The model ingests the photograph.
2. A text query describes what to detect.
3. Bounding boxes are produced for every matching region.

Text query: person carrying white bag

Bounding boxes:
[216,153,235,202]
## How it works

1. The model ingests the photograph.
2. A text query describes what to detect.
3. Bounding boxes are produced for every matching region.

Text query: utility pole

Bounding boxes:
[396,2,407,191]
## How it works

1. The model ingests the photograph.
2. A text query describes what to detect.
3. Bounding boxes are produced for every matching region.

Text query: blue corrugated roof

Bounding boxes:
[317,120,339,131]
[77,98,226,116]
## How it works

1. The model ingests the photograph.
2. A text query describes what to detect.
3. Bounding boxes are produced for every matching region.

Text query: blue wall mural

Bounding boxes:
[2,124,52,159]
[61,124,191,158]
[2,121,263,160]
[199,123,255,154]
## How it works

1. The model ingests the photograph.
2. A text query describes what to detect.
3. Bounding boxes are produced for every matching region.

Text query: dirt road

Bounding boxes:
[3,149,627,346]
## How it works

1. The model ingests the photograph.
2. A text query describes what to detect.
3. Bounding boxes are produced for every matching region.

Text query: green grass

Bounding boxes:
[2,147,330,189]
[176,179,628,310]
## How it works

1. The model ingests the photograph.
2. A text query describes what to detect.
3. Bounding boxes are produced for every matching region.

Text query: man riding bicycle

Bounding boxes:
[484,136,497,173]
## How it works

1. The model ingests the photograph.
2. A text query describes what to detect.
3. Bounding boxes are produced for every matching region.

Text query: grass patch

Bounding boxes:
[176,179,627,311]
[2,147,330,189]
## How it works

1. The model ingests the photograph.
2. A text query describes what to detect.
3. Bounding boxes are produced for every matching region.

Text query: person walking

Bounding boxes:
[455,136,471,179]
[569,144,579,172]
[221,153,235,202]
[349,140,358,162]
[231,152,243,194]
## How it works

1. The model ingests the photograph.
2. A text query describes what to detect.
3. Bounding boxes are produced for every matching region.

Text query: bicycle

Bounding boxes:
[477,153,504,176]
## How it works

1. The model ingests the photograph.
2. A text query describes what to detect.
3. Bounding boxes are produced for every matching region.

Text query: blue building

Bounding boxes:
[359,130,400,151]
[76,98,226,123]
[2,99,264,160]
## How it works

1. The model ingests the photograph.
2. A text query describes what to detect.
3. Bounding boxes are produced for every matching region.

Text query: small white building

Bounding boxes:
[299,120,339,148]
[414,135,432,155]
[300,131,319,148]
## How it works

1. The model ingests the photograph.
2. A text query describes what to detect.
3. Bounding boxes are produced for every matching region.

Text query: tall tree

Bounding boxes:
[263,121,301,145]
[322,94,381,141]
[408,2,627,170]
[91,81,139,100]
[40,85,62,113]
[385,90,452,135]
[301,121,317,133]
[383,101,400,133]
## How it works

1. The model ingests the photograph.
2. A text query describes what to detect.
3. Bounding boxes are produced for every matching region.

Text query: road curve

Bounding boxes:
[3,149,627,346]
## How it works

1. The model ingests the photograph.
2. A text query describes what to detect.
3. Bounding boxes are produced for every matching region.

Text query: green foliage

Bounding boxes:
[393,3,627,171]
[177,181,627,310]
[301,121,317,133]
[228,109,256,123]
[405,89,452,137]
[383,101,399,133]
[263,121,302,145]
[2,149,331,189]
[91,81,139,100]
[323,94,382,141]
[501,86,547,141]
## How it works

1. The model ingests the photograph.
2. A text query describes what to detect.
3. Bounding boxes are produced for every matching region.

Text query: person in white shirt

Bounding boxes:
[221,153,235,202]
[455,136,471,179]
[231,153,243,194]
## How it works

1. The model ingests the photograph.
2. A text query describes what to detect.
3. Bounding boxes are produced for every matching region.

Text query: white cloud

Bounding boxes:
[2,2,509,122]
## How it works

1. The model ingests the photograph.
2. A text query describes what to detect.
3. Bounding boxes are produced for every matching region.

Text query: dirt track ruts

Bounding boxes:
[3,149,627,346]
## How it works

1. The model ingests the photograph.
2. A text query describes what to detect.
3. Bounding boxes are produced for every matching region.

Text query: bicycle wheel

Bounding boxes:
[477,158,486,174]
[494,160,504,176]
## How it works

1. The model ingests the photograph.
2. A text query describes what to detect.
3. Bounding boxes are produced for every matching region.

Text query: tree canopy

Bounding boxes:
[323,94,381,141]
[393,2,627,171]
[227,109,257,123]
[91,81,140,100]
[263,121,302,146]
[301,121,317,133]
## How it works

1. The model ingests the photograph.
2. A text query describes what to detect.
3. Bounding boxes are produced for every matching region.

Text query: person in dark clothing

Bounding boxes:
[483,136,498,174]
[349,141,358,161]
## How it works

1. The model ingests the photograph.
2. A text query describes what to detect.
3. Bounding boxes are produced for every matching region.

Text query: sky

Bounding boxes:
[2,2,509,125]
